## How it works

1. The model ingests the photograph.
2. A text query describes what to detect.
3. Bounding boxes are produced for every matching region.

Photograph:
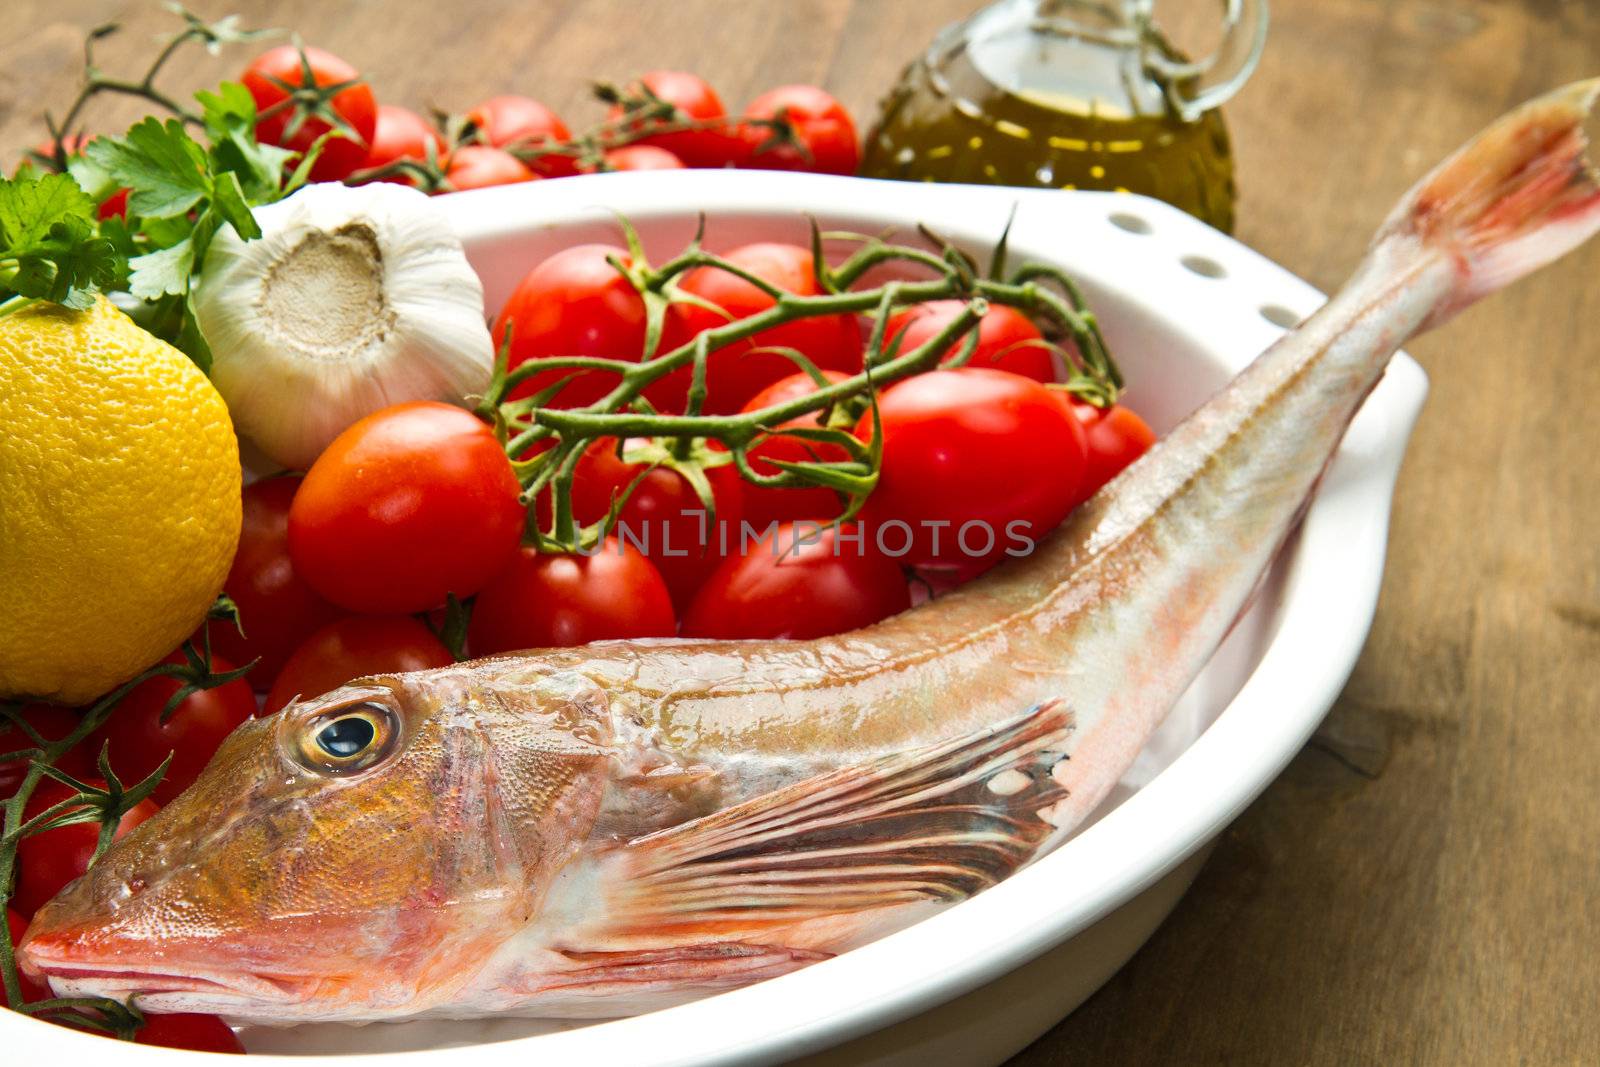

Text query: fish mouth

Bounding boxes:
[20,937,312,1004]
[30,963,309,1004]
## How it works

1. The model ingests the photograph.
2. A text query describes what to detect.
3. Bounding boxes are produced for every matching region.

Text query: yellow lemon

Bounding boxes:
[0,297,241,704]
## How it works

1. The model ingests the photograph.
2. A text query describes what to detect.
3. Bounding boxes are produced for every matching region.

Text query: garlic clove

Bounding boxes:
[195,182,495,471]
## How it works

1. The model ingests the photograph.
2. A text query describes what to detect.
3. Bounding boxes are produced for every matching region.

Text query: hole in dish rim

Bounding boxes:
[1180,254,1227,279]
[1108,212,1153,235]
[1259,304,1302,329]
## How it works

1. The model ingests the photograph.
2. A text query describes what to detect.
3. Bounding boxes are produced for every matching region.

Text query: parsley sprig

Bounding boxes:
[0,11,335,372]
[0,174,118,311]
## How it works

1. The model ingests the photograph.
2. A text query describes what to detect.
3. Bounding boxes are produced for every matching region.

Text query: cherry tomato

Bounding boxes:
[561,438,745,610]
[265,616,454,714]
[466,95,575,177]
[492,244,654,408]
[683,522,909,640]
[856,368,1087,576]
[444,145,536,191]
[663,242,863,414]
[13,778,157,918]
[1066,400,1158,502]
[27,133,90,164]
[609,71,746,168]
[135,1013,245,1054]
[96,187,129,220]
[738,370,852,527]
[94,652,255,805]
[201,477,344,690]
[886,301,1055,383]
[740,85,859,176]
[4,909,48,1005]
[242,45,378,183]
[1,705,91,801]
[469,541,676,654]
[288,402,526,614]
[362,104,444,181]
[595,145,686,171]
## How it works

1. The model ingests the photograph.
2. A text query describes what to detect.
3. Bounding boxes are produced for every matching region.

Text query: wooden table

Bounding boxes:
[3,1,1597,1061]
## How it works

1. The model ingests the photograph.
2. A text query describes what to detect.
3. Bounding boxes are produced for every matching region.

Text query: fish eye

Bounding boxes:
[297,702,399,775]
[318,716,374,758]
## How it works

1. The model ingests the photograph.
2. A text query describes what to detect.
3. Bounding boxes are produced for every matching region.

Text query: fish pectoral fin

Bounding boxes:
[508,943,831,1017]
[599,700,1074,941]
[542,942,829,991]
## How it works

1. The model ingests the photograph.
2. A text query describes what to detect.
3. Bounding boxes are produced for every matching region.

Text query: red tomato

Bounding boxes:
[1,705,91,800]
[362,104,444,179]
[13,779,157,918]
[1066,400,1158,502]
[466,95,575,177]
[886,301,1055,383]
[97,187,129,220]
[492,244,655,408]
[242,45,378,183]
[4,909,48,1005]
[596,145,686,171]
[28,133,90,163]
[265,616,454,714]
[202,477,344,690]
[682,522,909,639]
[135,1014,245,1054]
[560,438,745,610]
[856,368,1087,576]
[608,71,746,168]
[740,85,859,175]
[444,145,536,191]
[288,402,526,614]
[663,242,863,414]
[738,370,852,527]
[468,541,676,654]
[94,652,255,805]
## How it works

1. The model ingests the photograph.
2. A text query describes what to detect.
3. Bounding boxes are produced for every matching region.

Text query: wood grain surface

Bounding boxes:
[3,1,1597,1062]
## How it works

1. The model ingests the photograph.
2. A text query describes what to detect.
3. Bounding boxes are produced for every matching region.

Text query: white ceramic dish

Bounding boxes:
[3,172,1427,1064]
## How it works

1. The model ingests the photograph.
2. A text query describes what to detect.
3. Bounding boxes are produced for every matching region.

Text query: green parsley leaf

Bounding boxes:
[0,172,119,309]
[65,153,118,204]
[210,170,263,241]
[199,81,293,202]
[85,117,211,219]
[0,170,96,247]
[81,105,273,364]
[176,293,215,373]
[127,234,196,300]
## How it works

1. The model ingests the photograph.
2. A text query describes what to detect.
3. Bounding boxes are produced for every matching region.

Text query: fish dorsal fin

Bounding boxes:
[596,700,1075,941]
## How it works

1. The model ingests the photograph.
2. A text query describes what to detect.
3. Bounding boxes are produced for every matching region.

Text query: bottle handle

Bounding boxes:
[1137,0,1269,122]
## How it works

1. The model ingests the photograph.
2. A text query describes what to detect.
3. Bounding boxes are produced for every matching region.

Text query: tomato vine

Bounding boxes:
[0,601,249,1037]
[22,9,277,174]
[482,218,1121,551]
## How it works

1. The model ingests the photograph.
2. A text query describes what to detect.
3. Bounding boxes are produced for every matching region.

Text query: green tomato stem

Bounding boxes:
[0,626,241,1028]
[492,227,1120,553]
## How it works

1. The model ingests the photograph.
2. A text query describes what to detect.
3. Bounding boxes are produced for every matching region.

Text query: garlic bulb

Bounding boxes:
[195,182,494,470]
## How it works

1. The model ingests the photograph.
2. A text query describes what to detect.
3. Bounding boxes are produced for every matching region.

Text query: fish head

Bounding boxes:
[18,663,619,1021]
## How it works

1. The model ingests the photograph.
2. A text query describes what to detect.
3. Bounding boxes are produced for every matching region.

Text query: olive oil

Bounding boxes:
[861,1,1256,233]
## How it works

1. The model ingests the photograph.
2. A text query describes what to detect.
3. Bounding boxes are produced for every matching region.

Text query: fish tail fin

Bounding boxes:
[596,700,1075,943]
[1377,77,1600,330]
